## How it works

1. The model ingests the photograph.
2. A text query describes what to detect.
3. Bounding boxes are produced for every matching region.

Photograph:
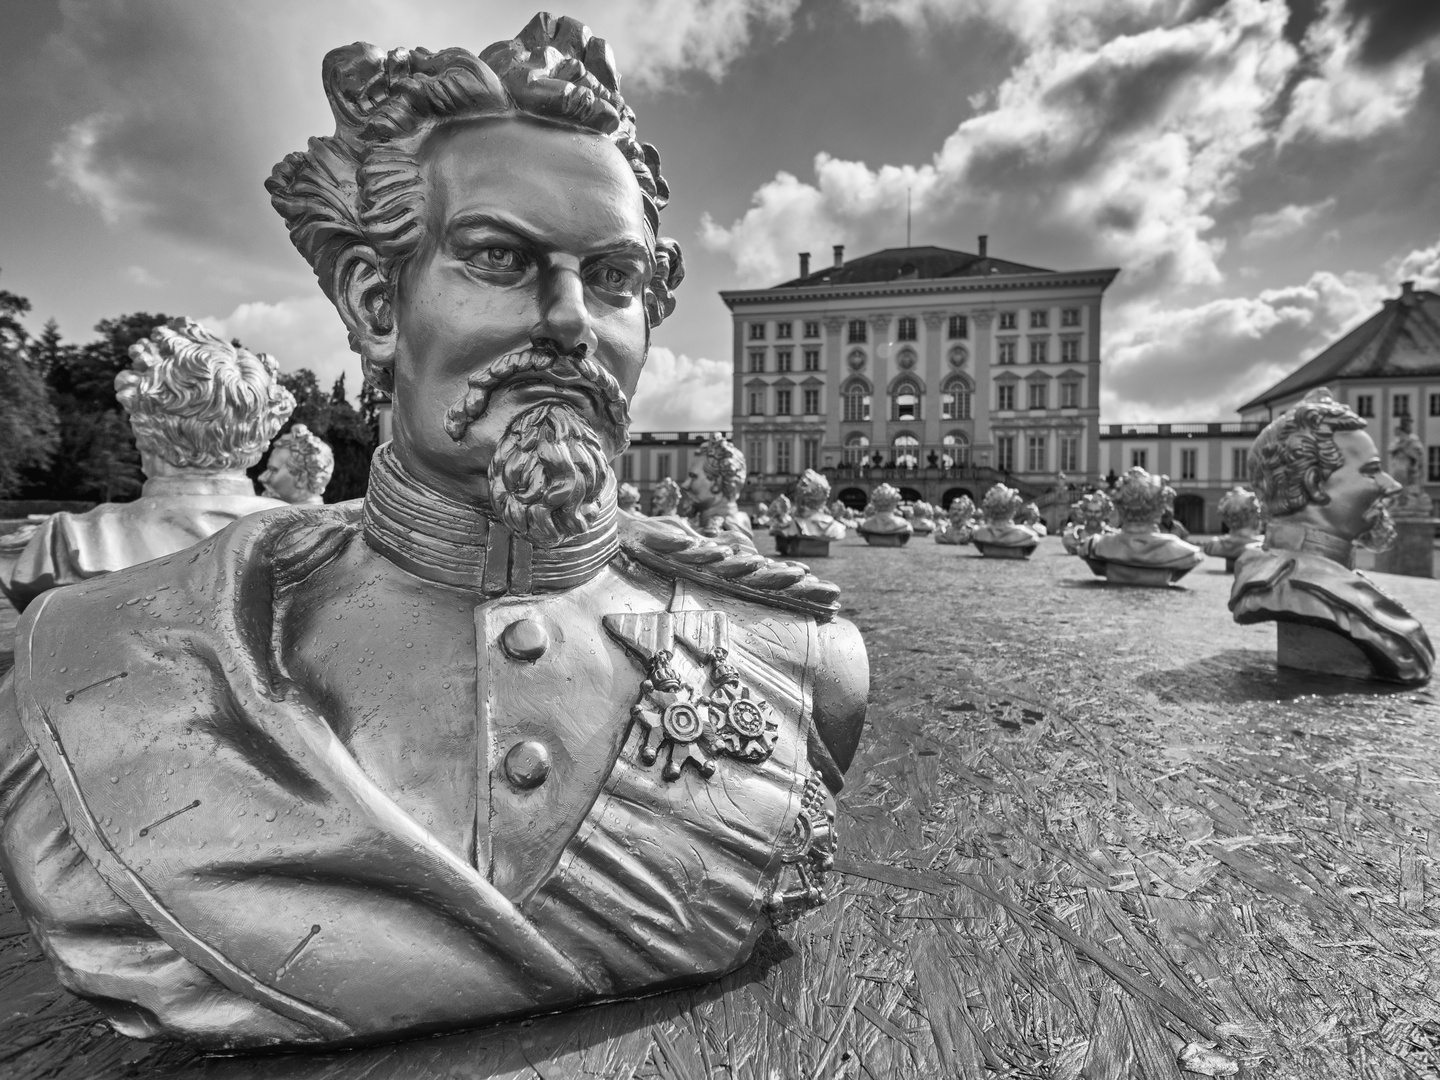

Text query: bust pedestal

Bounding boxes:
[1085,561,1188,587]
[1276,622,1377,681]
[776,535,833,558]
[858,529,910,548]
[974,541,1033,559]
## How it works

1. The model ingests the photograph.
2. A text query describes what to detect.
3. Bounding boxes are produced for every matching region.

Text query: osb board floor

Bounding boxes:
[2,535,1438,1079]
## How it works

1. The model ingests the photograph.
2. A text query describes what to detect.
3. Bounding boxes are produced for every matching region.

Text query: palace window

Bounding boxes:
[1059,435,1079,472]
[803,348,821,371]
[896,316,918,341]
[893,434,920,469]
[942,432,970,467]
[802,388,821,414]
[892,379,922,421]
[776,349,792,372]
[776,388,792,415]
[776,321,792,339]
[1060,381,1080,409]
[843,433,870,464]
[1061,338,1080,363]
[1061,308,1081,327]
[746,440,764,472]
[1355,394,1374,417]
[749,323,766,340]
[803,321,820,338]
[842,388,871,422]
[1029,339,1048,364]
[1180,447,1198,480]
[1027,435,1046,472]
[998,312,1017,330]
[620,454,634,481]
[748,351,765,373]
[942,380,972,420]
[1030,310,1049,329]
[656,453,671,480]
[848,320,868,344]
[775,439,792,474]
[997,434,1016,472]
[1131,449,1148,469]
[997,340,1017,365]
[1430,392,1440,416]
[803,438,820,470]
[748,391,764,415]
[1232,447,1248,481]
[1028,382,1047,410]
[1429,446,1440,482]
[949,314,968,339]
[997,383,1016,411]
[1393,393,1411,417]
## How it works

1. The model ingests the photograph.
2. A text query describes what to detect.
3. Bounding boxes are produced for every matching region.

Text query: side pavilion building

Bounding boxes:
[720,241,1118,509]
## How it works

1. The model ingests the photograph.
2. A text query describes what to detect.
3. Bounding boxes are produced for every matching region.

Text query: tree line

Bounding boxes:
[0,272,382,505]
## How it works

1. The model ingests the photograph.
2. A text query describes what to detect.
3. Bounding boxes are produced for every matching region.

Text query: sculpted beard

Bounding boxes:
[445,348,631,548]
[1354,496,1397,553]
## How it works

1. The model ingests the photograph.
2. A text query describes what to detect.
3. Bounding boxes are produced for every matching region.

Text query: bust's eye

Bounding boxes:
[594,264,642,293]
[479,247,523,272]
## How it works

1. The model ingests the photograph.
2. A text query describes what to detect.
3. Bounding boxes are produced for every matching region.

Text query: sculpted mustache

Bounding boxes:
[443,348,631,442]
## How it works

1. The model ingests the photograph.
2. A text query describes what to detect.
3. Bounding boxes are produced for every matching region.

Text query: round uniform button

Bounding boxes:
[500,619,549,662]
[504,740,552,789]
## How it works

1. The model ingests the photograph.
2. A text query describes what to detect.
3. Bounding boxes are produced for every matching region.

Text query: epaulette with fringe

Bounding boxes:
[619,515,841,620]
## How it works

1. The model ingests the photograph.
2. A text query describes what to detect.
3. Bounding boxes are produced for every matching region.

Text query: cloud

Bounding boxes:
[630,348,732,432]
[1240,198,1335,247]
[1391,237,1440,292]
[199,295,357,396]
[123,264,163,288]
[703,0,1301,293]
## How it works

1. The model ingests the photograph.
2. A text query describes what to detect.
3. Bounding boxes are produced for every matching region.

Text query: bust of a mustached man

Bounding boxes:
[1231,387,1432,684]
[0,14,868,1051]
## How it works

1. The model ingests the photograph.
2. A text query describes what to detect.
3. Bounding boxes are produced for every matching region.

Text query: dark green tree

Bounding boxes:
[0,278,60,498]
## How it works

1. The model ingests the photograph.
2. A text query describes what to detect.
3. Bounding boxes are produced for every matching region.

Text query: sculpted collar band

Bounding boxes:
[1264,520,1355,570]
[140,473,258,498]
[362,443,618,595]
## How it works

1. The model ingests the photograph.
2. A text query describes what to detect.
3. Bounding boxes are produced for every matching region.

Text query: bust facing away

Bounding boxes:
[0,318,294,611]
[1230,388,1433,684]
[1080,467,1203,585]
[1203,486,1264,568]
[0,14,868,1051]
[970,483,1039,559]
[857,483,912,545]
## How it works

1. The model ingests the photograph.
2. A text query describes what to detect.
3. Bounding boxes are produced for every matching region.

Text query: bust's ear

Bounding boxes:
[333,247,396,392]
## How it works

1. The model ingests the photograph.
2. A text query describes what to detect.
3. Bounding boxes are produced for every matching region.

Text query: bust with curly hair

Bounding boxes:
[261,424,336,506]
[857,482,912,545]
[773,469,845,554]
[970,483,1040,558]
[1202,487,1264,566]
[1078,467,1202,585]
[1231,388,1430,683]
[935,494,977,545]
[682,433,754,550]
[1061,490,1114,554]
[0,13,869,1050]
[0,317,294,611]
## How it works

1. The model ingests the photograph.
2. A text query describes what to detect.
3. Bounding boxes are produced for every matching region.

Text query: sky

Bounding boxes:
[2,0,1439,427]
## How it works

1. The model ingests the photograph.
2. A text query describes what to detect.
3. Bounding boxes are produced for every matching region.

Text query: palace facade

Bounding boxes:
[720,241,1118,508]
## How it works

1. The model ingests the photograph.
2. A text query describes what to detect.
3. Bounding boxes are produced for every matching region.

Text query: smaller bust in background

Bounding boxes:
[1015,501,1047,537]
[1203,487,1264,570]
[1389,413,1430,513]
[857,483,912,546]
[773,469,845,556]
[970,483,1039,558]
[1,318,294,611]
[935,495,977,545]
[1079,467,1203,585]
[752,500,771,529]
[1062,491,1114,554]
[259,423,334,506]
[650,476,682,516]
[682,433,755,551]
[766,493,794,532]
[908,502,936,536]
[1232,388,1432,684]
[615,482,642,515]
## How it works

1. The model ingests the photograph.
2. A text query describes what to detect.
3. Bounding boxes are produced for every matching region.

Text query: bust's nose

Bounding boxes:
[532,261,596,358]
[1378,470,1404,497]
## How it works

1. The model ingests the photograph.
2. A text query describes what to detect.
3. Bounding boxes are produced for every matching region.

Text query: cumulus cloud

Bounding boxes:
[1392,237,1440,291]
[1240,198,1335,247]
[704,0,1300,293]
[200,295,356,395]
[630,348,732,432]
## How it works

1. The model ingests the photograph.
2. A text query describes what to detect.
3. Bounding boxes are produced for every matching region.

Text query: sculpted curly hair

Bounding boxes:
[1248,388,1365,518]
[698,433,746,500]
[270,423,336,499]
[1110,467,1172,526]
[266,12,684,391]
[1217,486,1263,532]
[980,483,1024,524]
[118,318,295,470]
[791,468,831,514]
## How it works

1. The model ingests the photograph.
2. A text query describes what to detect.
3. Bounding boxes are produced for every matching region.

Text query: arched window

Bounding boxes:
[843,432,870,465]
[893,434,920,469]
[891,378,922,421]
[941,432,970,469]
[841,376,872,422]
[941,375,973,421]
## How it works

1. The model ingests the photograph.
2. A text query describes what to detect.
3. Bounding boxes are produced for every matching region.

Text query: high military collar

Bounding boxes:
[140,473,258,498]
[1264,520,1355,570]
[361,443,618,595]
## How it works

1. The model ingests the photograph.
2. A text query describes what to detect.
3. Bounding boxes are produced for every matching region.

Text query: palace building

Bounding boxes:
[720,241,1118,508]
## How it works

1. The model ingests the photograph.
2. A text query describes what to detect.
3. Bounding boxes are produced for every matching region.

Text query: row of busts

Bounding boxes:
[0,318,336,612]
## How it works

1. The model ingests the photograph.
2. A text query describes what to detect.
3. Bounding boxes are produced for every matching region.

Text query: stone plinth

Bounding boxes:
[858,530,910,547]
[1083,559,1191,587]
[775,535,833,558]
[974,541,1035,559]
[1373,516,1436,579]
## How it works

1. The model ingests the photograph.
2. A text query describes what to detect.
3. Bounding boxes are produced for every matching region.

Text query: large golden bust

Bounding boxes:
[0,14,867,1051]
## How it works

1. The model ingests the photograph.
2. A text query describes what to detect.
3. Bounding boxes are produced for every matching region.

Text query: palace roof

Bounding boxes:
[774,245,1053,288]
[1238,282,1440,413]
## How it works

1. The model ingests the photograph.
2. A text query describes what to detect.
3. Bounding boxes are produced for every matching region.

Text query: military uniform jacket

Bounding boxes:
[0,489,866,1049]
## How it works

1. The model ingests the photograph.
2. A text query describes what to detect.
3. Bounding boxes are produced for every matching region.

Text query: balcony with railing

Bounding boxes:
[1099,422,1264,438]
